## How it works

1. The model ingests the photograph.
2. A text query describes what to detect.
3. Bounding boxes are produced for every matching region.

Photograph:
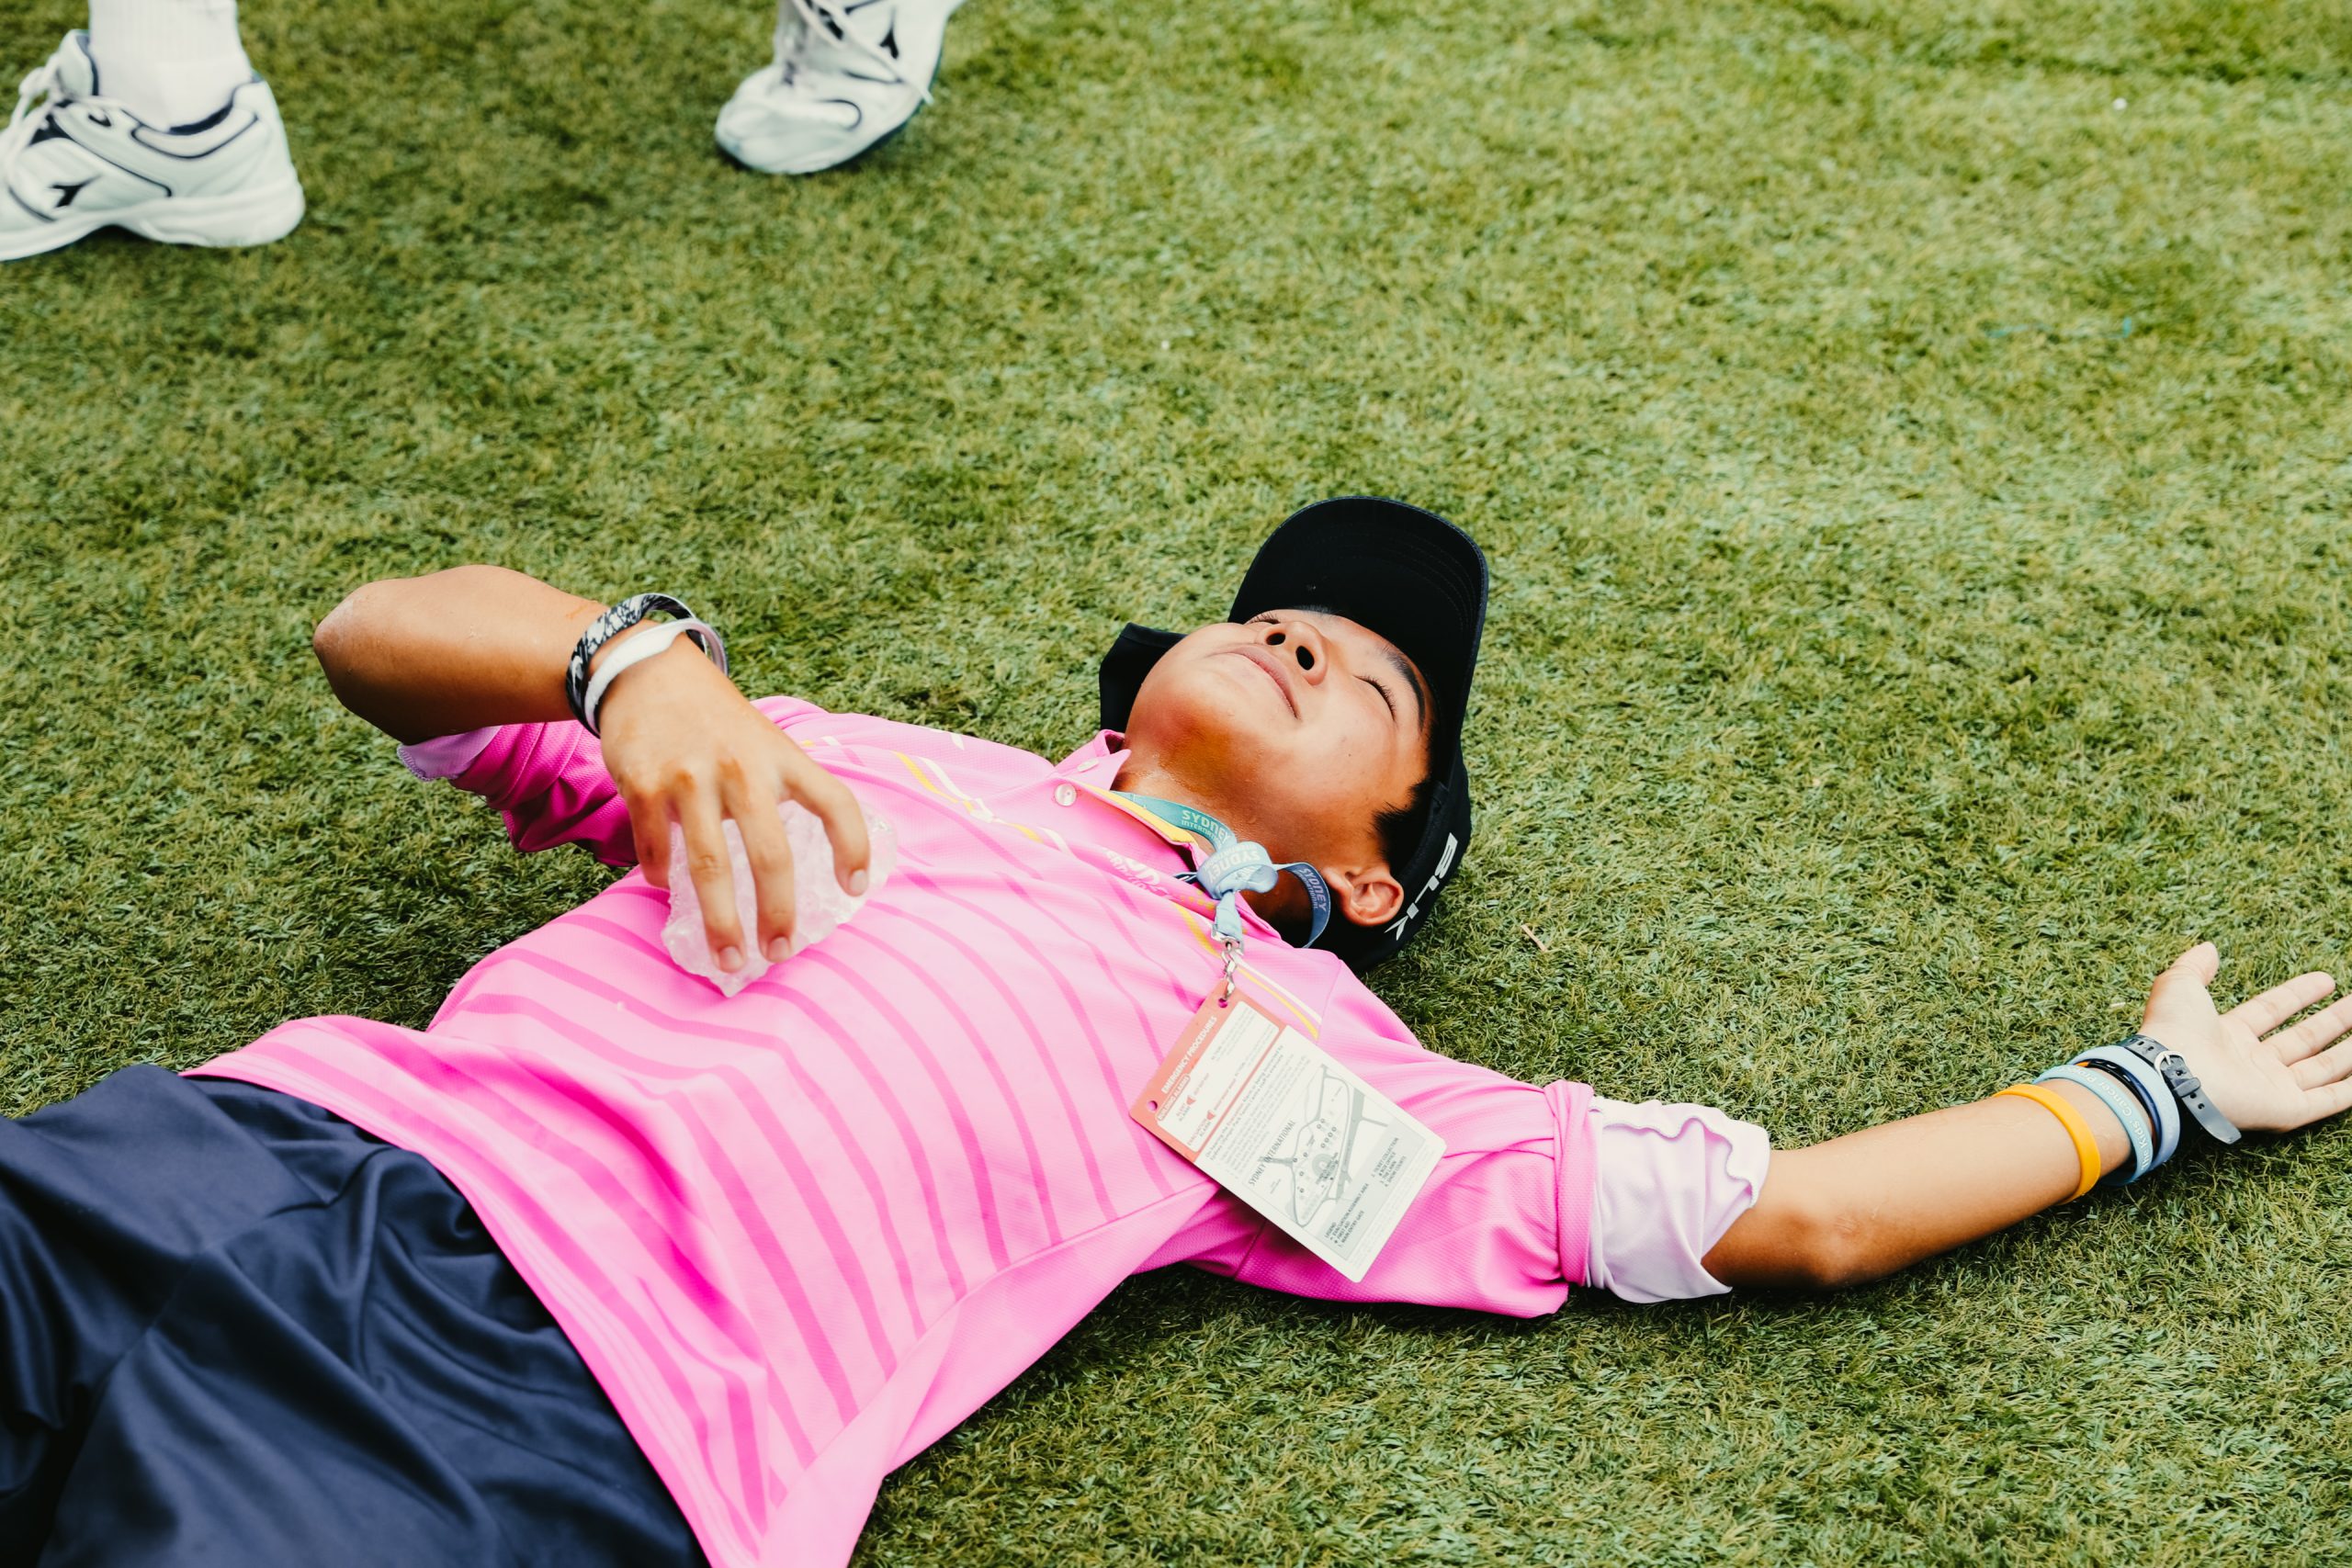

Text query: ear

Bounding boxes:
[1323,860,1405,931]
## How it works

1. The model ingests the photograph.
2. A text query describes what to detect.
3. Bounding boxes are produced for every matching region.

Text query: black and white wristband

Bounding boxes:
[566,592,729,737]
[2113,1032,2243,1146]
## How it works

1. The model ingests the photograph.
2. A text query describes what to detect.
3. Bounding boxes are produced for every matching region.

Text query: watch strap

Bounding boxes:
[2114,1032,2242,1146]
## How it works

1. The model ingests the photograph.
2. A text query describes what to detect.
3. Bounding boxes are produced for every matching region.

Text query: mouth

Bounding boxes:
[1224,645,1299,717]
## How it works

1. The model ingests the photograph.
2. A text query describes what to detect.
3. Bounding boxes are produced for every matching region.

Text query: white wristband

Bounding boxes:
[581,618,722,735]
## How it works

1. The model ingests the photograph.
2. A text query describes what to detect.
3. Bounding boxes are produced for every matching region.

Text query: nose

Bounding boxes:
[1259,617,1329,682]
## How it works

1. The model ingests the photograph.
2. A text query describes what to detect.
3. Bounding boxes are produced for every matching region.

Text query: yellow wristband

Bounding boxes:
[1994,1083,2103,1200]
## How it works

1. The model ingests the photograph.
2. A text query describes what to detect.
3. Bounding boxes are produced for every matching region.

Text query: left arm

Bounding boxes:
[1704,942,2352,1291]
[313,565,869,969]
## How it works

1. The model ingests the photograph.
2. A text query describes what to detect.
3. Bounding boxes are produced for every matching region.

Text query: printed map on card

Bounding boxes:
[1132,992,1445,1282]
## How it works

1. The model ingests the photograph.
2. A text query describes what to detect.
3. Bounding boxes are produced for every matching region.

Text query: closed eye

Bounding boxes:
[1362,674,1396,719]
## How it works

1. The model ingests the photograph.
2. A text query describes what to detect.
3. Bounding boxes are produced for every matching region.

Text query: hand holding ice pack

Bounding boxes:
[662,800,898,996]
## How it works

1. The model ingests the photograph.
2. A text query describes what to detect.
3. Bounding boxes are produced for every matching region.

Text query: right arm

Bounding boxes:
[312,565,871,970]
[311,565,602,743]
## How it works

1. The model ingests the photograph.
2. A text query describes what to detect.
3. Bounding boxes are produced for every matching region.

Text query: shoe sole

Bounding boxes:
[2,176,305,262]
[716,95,926,176]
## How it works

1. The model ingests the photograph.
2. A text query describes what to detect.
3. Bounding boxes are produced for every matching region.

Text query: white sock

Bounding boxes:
[773,0,806,65]
[85,0,253,128]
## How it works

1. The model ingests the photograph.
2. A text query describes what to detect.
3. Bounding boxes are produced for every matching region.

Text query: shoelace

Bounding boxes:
[3,49,125,165]
[771,1,809,85]
[1,54,65,164]
[782,0,933,105]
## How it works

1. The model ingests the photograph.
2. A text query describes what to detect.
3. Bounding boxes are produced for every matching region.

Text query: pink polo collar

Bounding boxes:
[1044,730,1287,949]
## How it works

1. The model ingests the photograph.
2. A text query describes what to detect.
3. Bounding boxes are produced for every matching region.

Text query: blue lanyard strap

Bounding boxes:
[1112,792,1335,950]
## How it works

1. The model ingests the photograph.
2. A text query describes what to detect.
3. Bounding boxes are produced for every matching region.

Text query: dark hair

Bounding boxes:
[1372,768,1438,886]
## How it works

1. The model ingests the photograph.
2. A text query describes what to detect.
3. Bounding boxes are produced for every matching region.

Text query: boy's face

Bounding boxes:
[1120,608,1432,931]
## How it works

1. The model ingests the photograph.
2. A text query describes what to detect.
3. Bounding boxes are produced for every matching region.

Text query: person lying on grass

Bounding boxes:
[6,499,2349,1568]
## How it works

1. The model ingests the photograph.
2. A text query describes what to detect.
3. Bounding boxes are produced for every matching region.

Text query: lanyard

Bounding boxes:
[1108,792,1335,966]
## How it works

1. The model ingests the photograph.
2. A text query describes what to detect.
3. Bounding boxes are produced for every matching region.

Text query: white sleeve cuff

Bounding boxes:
[1585,1096,1771,1303]
[396,727,499,782]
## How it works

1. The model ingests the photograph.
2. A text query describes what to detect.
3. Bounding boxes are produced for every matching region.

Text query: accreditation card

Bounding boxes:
[1130,990,1445,1282]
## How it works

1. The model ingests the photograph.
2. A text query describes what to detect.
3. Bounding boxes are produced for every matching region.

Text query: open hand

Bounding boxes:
[2139,942,2352,1134]
[594,639,870,972]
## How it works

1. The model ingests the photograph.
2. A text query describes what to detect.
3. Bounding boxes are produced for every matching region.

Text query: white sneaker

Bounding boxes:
[2,31,303,262]
[716,0,962,175]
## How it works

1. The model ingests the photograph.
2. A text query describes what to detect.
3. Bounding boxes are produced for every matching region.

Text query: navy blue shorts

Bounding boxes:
[0,1066,706,1567]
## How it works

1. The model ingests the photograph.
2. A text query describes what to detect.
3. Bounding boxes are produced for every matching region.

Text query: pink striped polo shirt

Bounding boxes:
[192,698,1601,1567]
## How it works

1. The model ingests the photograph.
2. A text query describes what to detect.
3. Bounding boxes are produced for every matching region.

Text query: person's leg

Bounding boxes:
[0,5,301,261]
[85,0,250,127]
[36,1079,707,1567]
[714,0,965,175]
[0,1066,316,1558]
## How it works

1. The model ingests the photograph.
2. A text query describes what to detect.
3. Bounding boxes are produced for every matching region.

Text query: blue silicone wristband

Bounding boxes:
[2036,1063,2154,1183]
[2075,1044,2179,1168]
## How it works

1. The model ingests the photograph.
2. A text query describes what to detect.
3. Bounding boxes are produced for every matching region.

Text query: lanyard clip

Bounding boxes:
[1210,890,1250,1004]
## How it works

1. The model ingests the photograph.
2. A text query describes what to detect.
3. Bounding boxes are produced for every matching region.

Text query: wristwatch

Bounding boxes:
[2113,1033,2242,1145]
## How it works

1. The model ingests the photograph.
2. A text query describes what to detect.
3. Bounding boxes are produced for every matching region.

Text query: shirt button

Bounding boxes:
[1053,784,1078,807]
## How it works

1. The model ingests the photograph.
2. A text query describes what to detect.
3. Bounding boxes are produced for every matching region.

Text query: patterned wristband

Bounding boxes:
[565,593,726,736]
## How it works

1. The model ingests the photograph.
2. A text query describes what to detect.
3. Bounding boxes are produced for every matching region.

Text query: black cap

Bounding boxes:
[1098,496,1489,973]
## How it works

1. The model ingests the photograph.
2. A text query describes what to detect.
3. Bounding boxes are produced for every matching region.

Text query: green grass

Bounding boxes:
[5,0,2351,1559]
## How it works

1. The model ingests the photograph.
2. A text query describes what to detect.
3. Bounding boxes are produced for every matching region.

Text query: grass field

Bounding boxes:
[6,0,2352,1560]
